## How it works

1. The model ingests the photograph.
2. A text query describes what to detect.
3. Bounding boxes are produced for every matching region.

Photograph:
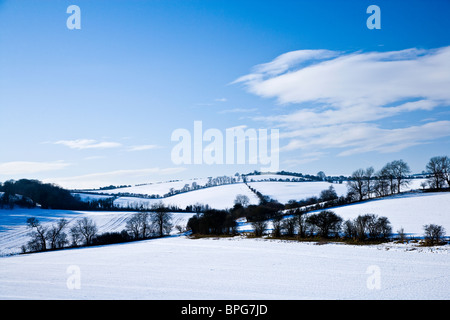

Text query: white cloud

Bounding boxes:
[127,145,160,152]
[0,161,71,175]
[54,139,122,150]
[218,108,258,114]
[234,46,450,158]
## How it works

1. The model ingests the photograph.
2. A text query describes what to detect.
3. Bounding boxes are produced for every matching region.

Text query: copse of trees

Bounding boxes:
[263,210,393,243]
[125,211,173,239]
[1,179,89,210]
[23,211,175,254]
[346,159,411,202]
[423,224,446,246]
[342,214,392,241]
[426,156,450,190]
[306,210,343,238]
[187,210,236,236]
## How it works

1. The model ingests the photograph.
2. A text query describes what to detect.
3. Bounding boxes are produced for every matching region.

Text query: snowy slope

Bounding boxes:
[75,178,429,210]
[248,181,348,203]
[86,178,212,197]
[247,178,428,204]
[327,192,450,236]
[2,191,449,255]
[0,208,194,255]
[113,183,259,210]
[0,236,448,299]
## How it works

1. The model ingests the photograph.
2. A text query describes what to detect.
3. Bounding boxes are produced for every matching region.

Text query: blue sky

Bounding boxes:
[1,0,449,189]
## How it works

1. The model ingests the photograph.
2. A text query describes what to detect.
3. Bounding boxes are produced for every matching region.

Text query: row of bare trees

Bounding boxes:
[25,217,98,252]
[347,159,411,201]
[125,211,173,239]
[24,211,173,253]
[254,211,446,245]
[347,156,450,202]
[426,156,450,189]
[256,210,393,241]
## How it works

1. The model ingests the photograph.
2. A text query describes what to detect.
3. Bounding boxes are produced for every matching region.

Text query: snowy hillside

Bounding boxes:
[0,236,448,299]
[326,192,450,235]
[0,178,449,300]
[247,181,348,204]
[85,177,212,197]
[1,190,449,255]
[0,208,195,255]
[113,182,260,210]
[76,176,429,211]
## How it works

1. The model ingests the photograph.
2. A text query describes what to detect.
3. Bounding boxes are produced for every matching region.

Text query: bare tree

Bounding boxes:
[306,210,343,238]
[317,171,326,181]
[151,211,173,237]
[349,214,392,241]
[390,159,411,193]
[70,225,83,246]
[365,167,375,199]
[397,227,407,242]
[271,212,283,237]
[125,212,152,239]
[373,174,390,197]
[443,156,450,187]
[46,218,69,249]
[125,214,141,239]
[347,168,366,201]
[353,215,369,241]
[423,224,446,246]
[426,156,447,189]
[319,186,338,202]
[295,211,308,238]
[281,216,296,237]
[234,194,250,207]
[379,162,397,195]
[26,217,48,251]
[251,220,267,237]
[342,219,357,240]
[72,217,98,245]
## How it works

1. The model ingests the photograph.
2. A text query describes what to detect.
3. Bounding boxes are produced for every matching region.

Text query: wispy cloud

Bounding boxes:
[234,46,450,158]
[127,144,161,152]
[0,161,71,175]
[218,108,258,114]
[54,139,122,150]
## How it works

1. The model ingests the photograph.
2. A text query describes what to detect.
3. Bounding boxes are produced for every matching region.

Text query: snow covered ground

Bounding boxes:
[1,189,449,255]
[0,236,448,299]
[0,177,448,300]
[247,178,427,205]
[77,178,429,211]
[248,181,348,204]
[0,208,195,255]
[85,177,212,197]
[113,183,260,210]
[328,192,450,236]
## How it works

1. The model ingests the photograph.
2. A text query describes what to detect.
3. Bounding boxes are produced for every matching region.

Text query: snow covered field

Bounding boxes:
[77,177,429,211]
[0,177,449,300]
[85,177,212,197]
[1,189,449,255]
[0,208,195,255]
[113,183,260,210]
[0,236,448,299]
[248,181,348,204]
[329,192,450,236]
